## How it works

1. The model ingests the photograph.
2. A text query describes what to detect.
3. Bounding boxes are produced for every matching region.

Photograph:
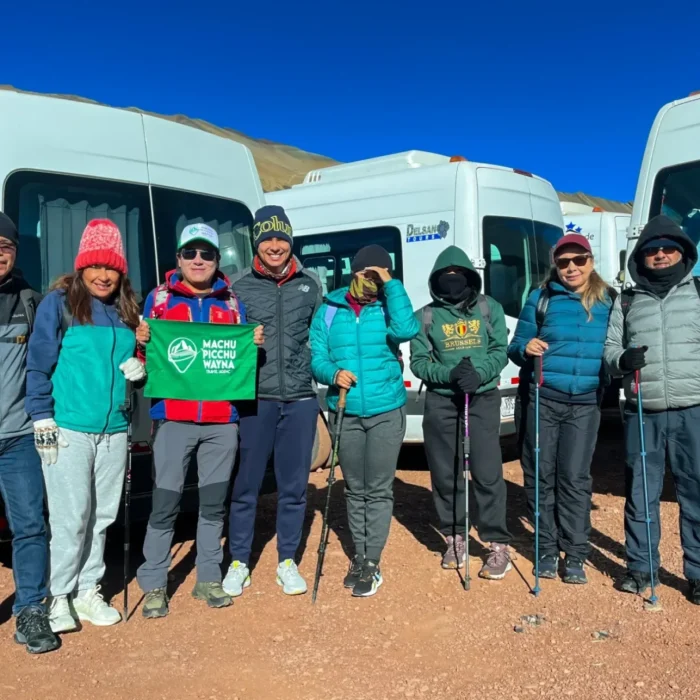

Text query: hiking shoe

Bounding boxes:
[479,543,512,580]
[48,595,78,633]
[563,557,588,584]
[352,560,383,598]
[15,606,60,654]
[73,586,121,626]
[222,561,251,597]
[616,570,654,595]
[343,556,364,589]
[192,582,233,608]
[142,588,169,619]
[533,554,559,580]
[688,579,700,605]
[441,535,466,570]
[277,559,308,595]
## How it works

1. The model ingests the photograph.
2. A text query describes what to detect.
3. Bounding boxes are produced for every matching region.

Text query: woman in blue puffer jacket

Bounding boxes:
[310,245,419,598]
[507,233,616,586]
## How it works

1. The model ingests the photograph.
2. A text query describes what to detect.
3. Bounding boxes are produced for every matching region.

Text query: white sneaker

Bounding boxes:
[73,586,121,626]
[276,559,307,596]
[48,595,78,633]
[222,560,251,597]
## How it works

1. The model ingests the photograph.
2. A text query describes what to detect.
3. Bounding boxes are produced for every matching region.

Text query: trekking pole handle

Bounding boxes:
[337,387,348,409]
[534,355,543,387]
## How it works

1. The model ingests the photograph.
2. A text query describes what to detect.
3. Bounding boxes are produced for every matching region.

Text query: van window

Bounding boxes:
[651,161,700,273]
[4,171,156,301]
[483,216,562,318]
[294,226,402,296]
[150,187,253,281]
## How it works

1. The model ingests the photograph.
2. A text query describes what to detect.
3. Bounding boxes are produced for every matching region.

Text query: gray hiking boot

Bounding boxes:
[441,535,466,570]
[142,588,169,619]
[222,561,251,597]
[192,582,233,608]
[478,543,512,580]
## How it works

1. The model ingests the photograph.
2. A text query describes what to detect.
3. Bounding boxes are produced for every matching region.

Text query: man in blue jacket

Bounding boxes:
[0,212,58,653]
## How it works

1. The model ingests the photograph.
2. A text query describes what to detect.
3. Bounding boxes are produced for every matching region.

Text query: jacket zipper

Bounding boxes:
[102,303,117,434]
[356,311,365,417]
[277,284,286,400]
[197,297,204,422]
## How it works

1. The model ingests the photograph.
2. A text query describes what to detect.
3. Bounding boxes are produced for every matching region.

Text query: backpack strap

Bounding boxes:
[535,287,550,331]
[19,288,36,335]
[324,304,339,330]
[150,284,171,319]
[60,301,73,337]
[476,294,494,335]
[421,305,433,340]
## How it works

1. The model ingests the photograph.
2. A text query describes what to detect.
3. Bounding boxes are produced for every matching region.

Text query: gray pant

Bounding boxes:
[43,428,126,596]
[137,421,238,592]
[331,407,406,562]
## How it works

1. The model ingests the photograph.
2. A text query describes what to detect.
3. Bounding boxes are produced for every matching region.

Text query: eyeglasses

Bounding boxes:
[643,246,678,257]
[0,244,17,255]
[554,254,591,270]
[179,248,217,262]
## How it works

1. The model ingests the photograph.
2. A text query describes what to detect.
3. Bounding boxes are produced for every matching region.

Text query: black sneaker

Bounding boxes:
[14,606,60,654]
[532,554,559,580]
[343,556,364,589]
[352,560,383,598]
[563,557,588,584]
[687,579,700,605]
[616,570,654,595]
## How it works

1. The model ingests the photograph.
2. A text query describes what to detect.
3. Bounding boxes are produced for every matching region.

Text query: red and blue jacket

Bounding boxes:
[140,270,248,424]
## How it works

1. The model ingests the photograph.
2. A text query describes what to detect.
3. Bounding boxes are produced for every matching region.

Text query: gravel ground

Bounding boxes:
[1,418,697,700]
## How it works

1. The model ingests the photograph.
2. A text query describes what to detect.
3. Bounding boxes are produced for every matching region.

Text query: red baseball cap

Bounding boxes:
[551,233,592,259]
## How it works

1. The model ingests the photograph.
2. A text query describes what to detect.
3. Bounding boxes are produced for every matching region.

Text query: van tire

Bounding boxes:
[310,413,332,470]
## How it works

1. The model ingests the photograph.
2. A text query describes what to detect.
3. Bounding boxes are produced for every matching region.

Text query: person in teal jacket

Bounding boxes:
[26,219,145,634]
[310,245,419,597]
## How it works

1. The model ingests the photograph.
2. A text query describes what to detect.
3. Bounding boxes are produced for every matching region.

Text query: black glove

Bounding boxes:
[619,346,647,373]
[449,358,481,395]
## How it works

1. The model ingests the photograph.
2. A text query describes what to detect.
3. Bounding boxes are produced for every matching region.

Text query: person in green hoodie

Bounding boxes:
[410,245,511,579]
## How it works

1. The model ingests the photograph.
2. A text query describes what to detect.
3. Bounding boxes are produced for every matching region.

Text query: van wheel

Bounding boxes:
[310,413,332,470]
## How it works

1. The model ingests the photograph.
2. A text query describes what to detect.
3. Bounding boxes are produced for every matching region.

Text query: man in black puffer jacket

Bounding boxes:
[225,206,322,597]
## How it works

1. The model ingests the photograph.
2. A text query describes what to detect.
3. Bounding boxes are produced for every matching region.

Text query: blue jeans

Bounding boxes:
[0,433,48,614]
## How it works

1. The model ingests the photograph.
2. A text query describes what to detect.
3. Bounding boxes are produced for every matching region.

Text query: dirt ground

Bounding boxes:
[1,417,698,700]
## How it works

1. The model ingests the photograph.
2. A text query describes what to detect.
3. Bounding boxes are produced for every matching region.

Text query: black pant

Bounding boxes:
[423,389,510,544]
[520,391,600,560]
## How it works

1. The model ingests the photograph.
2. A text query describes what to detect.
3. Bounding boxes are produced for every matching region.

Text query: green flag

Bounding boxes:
[144,319,258,402]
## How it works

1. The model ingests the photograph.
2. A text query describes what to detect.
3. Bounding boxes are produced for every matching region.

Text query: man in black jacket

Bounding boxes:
[225,206,322,597]
[0,212,58,653]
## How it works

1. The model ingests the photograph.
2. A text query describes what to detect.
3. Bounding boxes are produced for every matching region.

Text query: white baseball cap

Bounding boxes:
[177,223,219,251]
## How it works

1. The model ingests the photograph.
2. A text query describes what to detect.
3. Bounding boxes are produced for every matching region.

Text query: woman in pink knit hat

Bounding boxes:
[25,219,144,634]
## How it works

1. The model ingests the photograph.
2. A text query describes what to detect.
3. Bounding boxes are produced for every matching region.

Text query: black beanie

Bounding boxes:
[0,212,19,247]
[351,245,393,273]
[252,205,293,249]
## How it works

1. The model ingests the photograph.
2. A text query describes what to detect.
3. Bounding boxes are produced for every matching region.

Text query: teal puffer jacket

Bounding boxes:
[310,279,419,418]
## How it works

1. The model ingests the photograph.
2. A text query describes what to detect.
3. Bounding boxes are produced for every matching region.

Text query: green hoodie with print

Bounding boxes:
[409,245,508,397]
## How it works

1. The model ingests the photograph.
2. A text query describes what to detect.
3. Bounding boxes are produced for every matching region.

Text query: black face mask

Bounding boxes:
[436,271,470,303]
[637,257,687,298]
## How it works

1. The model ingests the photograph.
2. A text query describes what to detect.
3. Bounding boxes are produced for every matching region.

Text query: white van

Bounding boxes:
[267,151,565,442]
[626,92,700,267]
[0,89,265,516]
[560,203,631,288]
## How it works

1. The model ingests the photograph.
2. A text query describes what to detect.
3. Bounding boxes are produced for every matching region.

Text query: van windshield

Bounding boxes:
[483,216,563,318]
[652,161,700,274]
[4,172,253,299]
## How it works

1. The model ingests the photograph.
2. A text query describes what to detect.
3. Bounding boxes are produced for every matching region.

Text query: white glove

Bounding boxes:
[33,418,69,466]
[119,358,146,382]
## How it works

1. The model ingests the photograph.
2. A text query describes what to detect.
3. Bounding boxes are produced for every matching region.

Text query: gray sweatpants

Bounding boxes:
[137,421,238,592]
[330,407,406,562]
[43,428,126,597]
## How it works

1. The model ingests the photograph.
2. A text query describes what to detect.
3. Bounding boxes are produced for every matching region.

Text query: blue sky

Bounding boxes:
[5,0,700,202]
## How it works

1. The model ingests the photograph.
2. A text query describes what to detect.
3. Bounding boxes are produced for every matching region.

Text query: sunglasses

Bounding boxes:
[554,254,591,270]
[179,248,217,262]
[643,246,678,257]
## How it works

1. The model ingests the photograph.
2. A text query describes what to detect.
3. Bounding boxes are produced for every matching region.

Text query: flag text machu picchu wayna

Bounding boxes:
[144,319,258,401]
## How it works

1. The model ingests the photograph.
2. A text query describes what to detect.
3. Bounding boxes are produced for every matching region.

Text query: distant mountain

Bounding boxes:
[0,85,633,213]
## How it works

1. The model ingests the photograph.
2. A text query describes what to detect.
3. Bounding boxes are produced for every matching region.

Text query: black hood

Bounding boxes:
[428,245,482,305]
[629,215,697,287]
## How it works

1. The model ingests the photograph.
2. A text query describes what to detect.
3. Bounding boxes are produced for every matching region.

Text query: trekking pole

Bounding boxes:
[634,368,659,607]
[533,356,543,597]
[312,387,348,604]
[463,393,471,592]
[121,381,134,622]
